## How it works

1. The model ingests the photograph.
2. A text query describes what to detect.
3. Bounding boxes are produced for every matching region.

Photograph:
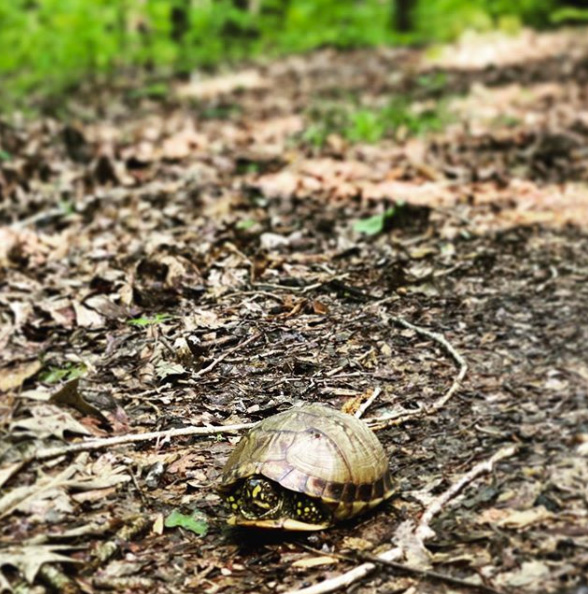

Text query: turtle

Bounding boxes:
[218,403,393,530]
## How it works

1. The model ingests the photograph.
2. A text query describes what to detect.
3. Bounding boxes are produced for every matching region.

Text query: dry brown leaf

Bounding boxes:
[0,359,41,392]
[0,545,80,584]
[10,404,91,440]
[73,301,105,328]
[478,506,551,528]
[494,560,551,589]
[291,556,338,569]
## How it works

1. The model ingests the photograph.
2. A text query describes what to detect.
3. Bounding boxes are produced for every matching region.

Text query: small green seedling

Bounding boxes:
[40,363,87,384]
[128,313,173,327]
[353,207,397,236]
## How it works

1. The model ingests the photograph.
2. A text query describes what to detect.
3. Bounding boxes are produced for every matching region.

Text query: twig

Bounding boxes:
[23,420,256,464]
[194,332,261,377]
[11,207,68,229]
[298,544,504,594]
[355,552,504,594]
[416,445,517,542]
[355,386,382,418]
[285,547,403,594]
[366,308,468,429]
[285,445,517,594]
[88,515,151,571]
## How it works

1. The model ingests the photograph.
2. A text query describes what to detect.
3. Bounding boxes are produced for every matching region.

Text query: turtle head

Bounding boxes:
[225,476,282,520]
[224,475,331,529]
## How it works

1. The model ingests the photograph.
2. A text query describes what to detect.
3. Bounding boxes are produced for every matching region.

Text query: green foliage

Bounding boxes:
[128,313,173,327]
[0,0,575,110]
[345,109,388,143]
[236,218,257,230]
[40,363,86,384]
[165,509,209,536]
[413,0,557,41]
[301,95,451,147]
[278,0,389,52]
[354,208,398,236]
[550,7,588,23]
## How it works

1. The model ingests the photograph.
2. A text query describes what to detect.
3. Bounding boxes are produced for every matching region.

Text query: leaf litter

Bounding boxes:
[1,26,588,594]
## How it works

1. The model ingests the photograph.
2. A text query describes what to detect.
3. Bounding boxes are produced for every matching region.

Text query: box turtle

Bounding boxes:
[218,403,393,530]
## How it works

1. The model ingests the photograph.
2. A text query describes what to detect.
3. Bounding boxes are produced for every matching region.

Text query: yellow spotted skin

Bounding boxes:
[218,404,394,530]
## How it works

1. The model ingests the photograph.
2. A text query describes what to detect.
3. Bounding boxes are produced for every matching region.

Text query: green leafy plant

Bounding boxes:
[165,509,209,536]
[344,109,388,143]
[0,0,563,112]
[353,207,397,236]
[127,313,173,327]
[301,95,450,147]
[236,218,257,231]
[40,363,87,384]
[550,7,588,23]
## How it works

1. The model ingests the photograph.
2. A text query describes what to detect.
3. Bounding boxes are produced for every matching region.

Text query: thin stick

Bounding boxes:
[25,421,256,464]
[355,386,381,418]
[355,552,504,594]
[284,446,517,594]
[193,332,261,377]
[416,445,517,541]
[298,544,504,594]
[366,310,468,429]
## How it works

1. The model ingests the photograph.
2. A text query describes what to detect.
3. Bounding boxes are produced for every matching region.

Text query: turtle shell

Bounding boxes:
[219,403,393,525]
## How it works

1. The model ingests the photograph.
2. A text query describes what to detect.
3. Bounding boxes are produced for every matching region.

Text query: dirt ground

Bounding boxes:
[1,27,588,594]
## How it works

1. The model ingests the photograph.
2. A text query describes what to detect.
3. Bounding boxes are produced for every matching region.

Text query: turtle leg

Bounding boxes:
[289,492,331,525]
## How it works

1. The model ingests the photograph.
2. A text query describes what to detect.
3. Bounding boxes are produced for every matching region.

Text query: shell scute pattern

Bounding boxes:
[219,403,393,528]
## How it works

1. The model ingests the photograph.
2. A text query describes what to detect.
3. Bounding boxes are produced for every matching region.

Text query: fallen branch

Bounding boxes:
[23,420,255,464]
[194,331,262,377]
[416,445,517,542]
[355,552,504,594]
[366,308,468,429]
[285,445,517,594]
[354,386,382,419]
[298,544,504,594]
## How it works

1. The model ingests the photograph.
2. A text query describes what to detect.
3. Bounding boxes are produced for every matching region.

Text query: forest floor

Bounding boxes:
[1,26,588,594]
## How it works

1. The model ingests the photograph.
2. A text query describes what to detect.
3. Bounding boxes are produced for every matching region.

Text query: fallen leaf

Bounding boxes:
[10,404,91,440]
[165,509,208,536]
[0,545,80,583]
[73,301,105,328]
[0,360,41,392]
[291,556,338,568]
[478,506,551,528]
[495,560,550,588]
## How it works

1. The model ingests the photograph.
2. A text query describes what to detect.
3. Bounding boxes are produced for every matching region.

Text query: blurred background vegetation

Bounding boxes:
[0,0,586,112]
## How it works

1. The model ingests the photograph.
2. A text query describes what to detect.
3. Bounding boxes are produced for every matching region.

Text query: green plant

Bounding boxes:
[301,94,450,147]
[40,362,87,384]
[381,97,450,137]
[128,313,173,327]
[165,509,209,536]
[344,109,388,143]
[550,7,588,23]
[353,207,398,236]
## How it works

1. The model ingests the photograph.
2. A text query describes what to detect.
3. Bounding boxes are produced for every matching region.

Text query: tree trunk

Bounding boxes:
[394,0,413,32]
